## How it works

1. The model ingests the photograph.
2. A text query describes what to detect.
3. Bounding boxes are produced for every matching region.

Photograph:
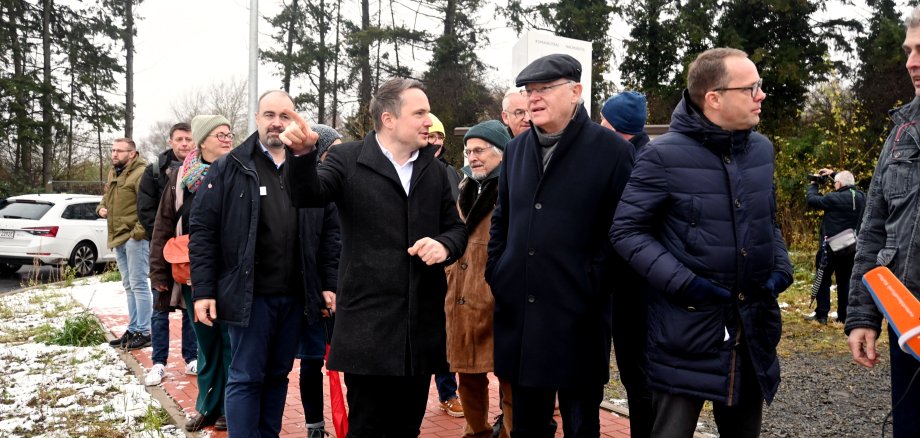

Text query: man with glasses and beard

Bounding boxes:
[611,48,792,437]
[487,54,634,436]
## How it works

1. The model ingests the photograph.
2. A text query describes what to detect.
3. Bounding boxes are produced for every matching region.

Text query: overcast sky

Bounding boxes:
[131,0,561,142]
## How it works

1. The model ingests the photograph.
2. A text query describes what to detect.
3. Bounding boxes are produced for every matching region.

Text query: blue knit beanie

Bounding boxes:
[601,91,647,135]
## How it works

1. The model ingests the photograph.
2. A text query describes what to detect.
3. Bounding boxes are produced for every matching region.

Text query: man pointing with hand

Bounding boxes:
[284,77,467,436]
[189,90,341,437]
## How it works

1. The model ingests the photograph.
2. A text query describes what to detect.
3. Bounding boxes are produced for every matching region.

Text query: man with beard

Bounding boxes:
[282,77,467,436]
[500,87,531,138]
[445,120,512,438]
[190,90,341,437]
[98,138,152,351]
[487,54,634,436]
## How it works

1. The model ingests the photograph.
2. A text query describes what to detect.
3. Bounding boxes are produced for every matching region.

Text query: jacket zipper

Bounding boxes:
[726,315,742,406]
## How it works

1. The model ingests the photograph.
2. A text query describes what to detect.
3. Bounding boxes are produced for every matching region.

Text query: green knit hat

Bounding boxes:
[191,114,231,146]
[463,120,512,150]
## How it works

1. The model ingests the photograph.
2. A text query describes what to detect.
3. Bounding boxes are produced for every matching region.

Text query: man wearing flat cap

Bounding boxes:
[486,53,635,436]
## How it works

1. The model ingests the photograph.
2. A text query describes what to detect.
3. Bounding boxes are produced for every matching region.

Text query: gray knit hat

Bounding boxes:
[464,120,512,151]
[313,124,343,159]
[191,115,231,147]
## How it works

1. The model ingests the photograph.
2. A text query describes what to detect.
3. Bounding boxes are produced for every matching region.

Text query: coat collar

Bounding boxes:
[357,132,435,197]
[525,104,590,174]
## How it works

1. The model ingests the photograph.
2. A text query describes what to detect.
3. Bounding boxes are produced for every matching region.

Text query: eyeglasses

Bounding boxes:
[713,79,764,99]
[505,109,527,119]
[209,133,234,142]
[522,81,573,98]
[463,145,494,157]
[427,133,445,142]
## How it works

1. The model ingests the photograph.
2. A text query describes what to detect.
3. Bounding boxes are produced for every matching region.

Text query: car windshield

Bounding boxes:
[0,200,54,220]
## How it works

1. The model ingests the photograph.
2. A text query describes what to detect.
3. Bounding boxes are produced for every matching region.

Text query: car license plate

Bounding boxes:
[0,230,13,239]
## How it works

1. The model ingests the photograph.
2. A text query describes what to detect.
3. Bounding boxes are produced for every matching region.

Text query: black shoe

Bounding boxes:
[108,331,132,347]
[185,413,217,432]
[214,416,227,431]
[805,315,828,325]
[492,413,503,438]
[123,332,151,350]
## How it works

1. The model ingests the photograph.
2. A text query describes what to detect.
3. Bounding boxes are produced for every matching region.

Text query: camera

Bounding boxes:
[807,174,830,184]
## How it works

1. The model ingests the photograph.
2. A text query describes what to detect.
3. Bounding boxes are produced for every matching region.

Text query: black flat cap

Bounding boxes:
[515,54,582,87]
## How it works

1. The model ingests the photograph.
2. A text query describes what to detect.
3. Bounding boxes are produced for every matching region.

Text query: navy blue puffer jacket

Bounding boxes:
[610,91,792,405]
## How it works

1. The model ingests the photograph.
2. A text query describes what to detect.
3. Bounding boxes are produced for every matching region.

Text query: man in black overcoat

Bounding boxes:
[486,54,635,436]
[282,77,468,437]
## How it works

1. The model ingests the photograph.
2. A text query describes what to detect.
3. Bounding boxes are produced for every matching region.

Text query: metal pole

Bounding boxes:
[248,0,258,134]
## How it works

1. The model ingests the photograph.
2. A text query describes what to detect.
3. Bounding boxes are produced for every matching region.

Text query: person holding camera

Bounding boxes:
[805,168,865,324]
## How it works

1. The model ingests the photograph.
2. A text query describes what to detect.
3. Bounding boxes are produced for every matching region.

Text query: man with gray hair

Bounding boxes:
[283,77,468,436]
[500,87,531,137]
[847,6,920,435]
[805,168,864,325]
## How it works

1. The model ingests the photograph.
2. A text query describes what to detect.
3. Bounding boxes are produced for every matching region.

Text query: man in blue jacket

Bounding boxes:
[189,90,341,437]
[487,54,634,436]
[611,48,793,437]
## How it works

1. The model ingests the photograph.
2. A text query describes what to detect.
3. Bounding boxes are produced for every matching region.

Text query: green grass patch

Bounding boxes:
[138,403,173,432]
[0,322,55,343]
[35,313,106,347]
[99,264,121,282]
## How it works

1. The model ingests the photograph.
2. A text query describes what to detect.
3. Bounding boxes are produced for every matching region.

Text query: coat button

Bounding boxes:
[723,155,732,164]
[740,248,747,257]
[734,198,742,208]
[535,203,542,210]
[738,292,746,301]
[458,297,466,305]
[528,248,535,256]
[460,262,468,269]
[527,294,535,303]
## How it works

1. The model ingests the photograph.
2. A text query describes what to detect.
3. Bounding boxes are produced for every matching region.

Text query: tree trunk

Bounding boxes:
[331,0,342,128]
[42,0,53,192]
[124,0,134,138]
[281,0,298,92]
[316,0,327,123]
[358,0,371,110]
[444,0,456,37]
[8,0,32,186]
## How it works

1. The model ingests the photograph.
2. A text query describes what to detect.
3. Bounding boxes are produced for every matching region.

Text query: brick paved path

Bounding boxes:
[77,283,632,437]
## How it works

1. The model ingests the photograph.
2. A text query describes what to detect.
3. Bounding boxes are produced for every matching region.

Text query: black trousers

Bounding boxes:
[650,348,764,438]
[612,277,653,438]
[511,384,604,438]
[813,248,854,322]
[343,373,430,437]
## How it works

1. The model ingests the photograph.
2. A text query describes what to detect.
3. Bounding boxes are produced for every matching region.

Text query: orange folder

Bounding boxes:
[862,266,920,362]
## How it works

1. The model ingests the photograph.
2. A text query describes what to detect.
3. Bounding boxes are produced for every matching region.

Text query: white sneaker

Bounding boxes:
[185,360,198,376]
[145,363,166,386]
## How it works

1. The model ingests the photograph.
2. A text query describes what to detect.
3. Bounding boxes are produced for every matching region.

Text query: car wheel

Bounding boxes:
[0,263,21,276]
[69,241,97,277]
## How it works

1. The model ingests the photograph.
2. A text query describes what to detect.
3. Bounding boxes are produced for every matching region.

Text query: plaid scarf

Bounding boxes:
[179,150,210,193]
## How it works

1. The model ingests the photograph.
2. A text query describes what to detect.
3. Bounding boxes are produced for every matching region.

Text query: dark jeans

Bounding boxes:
[299,317,330,425]
[612,277,652,438]
[151,290,197,365]
[226,293,304,437]
[435,372,459,402]
[888,325,920,437]
[814,248,854,322]
[651,349,763,438]
[344,373,430,437]
[511,384,603,438]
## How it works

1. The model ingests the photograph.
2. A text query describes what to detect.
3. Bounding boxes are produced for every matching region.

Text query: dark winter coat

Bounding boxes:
[486,104,635,388]
[286,133,468,377]
[610,92,793,405]
[806,183,865,239]
[137,149,180,239]
[189,133,341,326]
[847,98,920,336]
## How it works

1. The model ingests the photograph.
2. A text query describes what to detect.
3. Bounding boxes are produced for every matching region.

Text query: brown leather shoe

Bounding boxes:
[185,413,217,432]
[214,415,227,431]
[439,397,464,418]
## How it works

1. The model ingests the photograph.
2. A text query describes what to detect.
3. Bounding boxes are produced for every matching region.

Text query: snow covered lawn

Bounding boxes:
[0,278,184,437]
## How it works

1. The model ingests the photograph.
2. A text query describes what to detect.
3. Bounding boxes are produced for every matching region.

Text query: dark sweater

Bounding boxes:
[252,147,299,294]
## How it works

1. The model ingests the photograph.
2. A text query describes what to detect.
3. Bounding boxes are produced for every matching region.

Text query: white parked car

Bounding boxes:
[0,194,115,277]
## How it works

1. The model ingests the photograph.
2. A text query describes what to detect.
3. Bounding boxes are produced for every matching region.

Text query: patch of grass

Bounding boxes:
[137,403,172,432]
[35,312,106,347]
[57,264,78,287]
[100,264,121,283]
[59,404,127,438]
[0,301,13,320]
[0,322,55,343]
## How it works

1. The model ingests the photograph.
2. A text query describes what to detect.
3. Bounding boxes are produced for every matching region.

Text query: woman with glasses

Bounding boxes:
[149,114,235,432]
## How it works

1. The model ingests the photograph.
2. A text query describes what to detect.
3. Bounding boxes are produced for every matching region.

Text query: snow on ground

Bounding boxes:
[0,278,184,437]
